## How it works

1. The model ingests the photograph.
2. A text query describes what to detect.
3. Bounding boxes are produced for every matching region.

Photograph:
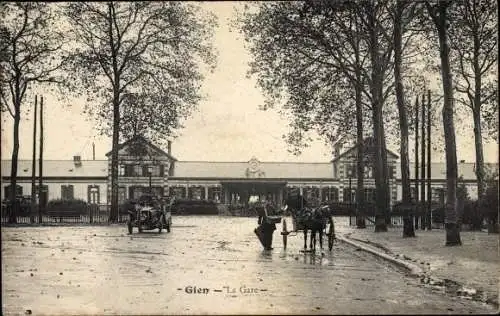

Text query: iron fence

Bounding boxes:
[1,204,129,225]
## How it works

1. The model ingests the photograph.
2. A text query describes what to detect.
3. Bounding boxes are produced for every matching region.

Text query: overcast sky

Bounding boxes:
[1,2,498,163]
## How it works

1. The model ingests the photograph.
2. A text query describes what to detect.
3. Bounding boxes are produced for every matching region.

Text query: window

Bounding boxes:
[149,165,161,177]
[322,187,339,202]
[133,165,142,176]
[61,185,74,200]
[343,188,355,203]
[190,187,203,200]
[118,187,126,204]
[364,166,373,178]
[4,185,23,198]
[88,185,100,204]
[169,187,186,199]
[208,187,221,202]
[345,164,356,178]
[389,165,396,178]
[119,165,125,176]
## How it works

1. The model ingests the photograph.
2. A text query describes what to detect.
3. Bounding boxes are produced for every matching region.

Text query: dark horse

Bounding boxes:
[284,193,334,251]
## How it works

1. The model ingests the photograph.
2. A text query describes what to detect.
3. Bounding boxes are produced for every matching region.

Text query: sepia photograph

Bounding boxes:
[1,1,498,315]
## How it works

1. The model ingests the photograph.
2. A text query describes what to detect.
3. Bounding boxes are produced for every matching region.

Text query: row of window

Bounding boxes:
[118,164,170,177]
[2,185,100,204]
[343,165,397,179]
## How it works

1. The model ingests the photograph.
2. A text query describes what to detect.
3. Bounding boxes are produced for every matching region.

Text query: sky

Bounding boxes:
[1,2,498,164]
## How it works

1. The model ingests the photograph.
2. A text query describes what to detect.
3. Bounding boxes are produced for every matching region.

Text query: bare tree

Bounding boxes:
[449,0,498,201]
[0,3,67,223]
[64,2,217,222]
[392,0,419,237]
[425,0,461,246]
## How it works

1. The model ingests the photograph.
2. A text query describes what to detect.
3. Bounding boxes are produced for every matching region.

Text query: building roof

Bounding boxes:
[1,160,108,178]
[105,134,177,161]
[402,162,498,182]
[331,139,399,163]
[173,161,334,179]
[2,159,496,181]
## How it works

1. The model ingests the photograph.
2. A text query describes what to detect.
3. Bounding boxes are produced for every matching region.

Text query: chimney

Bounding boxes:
[73,155,82,167]
[459,159,465,163]
[167,140,172,156]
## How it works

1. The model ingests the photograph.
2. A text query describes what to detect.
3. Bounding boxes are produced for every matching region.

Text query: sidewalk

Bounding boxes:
[338,226,499,308]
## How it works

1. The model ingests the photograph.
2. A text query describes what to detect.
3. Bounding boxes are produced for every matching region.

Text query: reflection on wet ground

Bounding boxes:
[2,216,497,315]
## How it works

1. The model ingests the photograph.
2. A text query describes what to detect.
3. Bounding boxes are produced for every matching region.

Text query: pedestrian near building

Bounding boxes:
[254,202,277,250]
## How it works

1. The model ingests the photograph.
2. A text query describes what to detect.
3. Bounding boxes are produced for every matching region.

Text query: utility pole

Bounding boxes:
[414,96,419,229]
[421,91,426,230]
[92,142,95,160]
[427,89,432,230]
[30,96,38,223]
[38,96,44,219]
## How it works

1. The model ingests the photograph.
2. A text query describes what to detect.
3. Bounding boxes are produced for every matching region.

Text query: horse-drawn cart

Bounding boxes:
[281,196,336,251]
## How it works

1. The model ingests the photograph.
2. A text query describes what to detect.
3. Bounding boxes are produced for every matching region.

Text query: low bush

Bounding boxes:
[46,199,88,215]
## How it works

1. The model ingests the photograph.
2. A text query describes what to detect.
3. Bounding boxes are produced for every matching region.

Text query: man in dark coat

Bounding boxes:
[255,203,276,250]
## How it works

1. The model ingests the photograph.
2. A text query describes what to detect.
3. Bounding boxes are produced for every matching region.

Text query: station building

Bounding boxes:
[1,135,493,208]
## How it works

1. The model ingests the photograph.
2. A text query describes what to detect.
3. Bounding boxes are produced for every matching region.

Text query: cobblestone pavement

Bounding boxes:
[1,216,497,315]
[340,225,499,308]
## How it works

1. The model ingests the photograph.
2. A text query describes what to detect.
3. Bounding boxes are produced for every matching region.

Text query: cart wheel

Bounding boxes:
[328,217,335,251]
[127,219,133,235]
[282,218,288,250]
[138,226,143,233]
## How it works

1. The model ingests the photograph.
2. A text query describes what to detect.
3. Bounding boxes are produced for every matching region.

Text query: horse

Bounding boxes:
[284,194,334,251]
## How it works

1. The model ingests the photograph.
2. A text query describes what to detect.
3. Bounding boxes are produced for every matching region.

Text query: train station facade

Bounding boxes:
[1,135,491,208]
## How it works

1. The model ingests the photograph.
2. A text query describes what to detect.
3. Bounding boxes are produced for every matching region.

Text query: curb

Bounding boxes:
[337,234,499,309]
[337,234,425,277]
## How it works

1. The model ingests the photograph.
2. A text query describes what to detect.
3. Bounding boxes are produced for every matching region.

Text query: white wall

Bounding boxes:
[2,180,107,203]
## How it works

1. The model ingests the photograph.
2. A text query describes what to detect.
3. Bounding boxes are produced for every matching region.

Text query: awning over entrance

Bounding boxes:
[220,180,287,206]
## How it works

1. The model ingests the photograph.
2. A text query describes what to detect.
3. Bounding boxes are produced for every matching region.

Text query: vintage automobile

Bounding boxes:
[126,194,172,234]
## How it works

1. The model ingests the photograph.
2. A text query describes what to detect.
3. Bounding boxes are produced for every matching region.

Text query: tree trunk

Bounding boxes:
[394,2,414,237]
[367,4,387,233]
[355,82,366,229]
[414,96,419,230]
[473,104,485,202]
[381,114,390,225]
[354,27,366,229]
[434,2,461,246]
[426,90,432,230]
[109,96,120,222]
[9,110,20,224]
[421,91,426,230]
[108,2,120,223]
[31,96,38,224]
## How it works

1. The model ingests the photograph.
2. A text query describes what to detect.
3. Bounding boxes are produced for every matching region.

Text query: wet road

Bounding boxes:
[1,216,496,315]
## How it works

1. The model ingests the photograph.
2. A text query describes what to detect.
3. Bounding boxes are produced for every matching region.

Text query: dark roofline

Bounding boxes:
[176,161,333,164]
[331,143,399,163]
[104,135,177,161]
[1,159,108,162]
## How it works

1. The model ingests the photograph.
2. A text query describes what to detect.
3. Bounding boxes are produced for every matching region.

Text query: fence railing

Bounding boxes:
[1,204,130,225]
[347,215,445,229]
